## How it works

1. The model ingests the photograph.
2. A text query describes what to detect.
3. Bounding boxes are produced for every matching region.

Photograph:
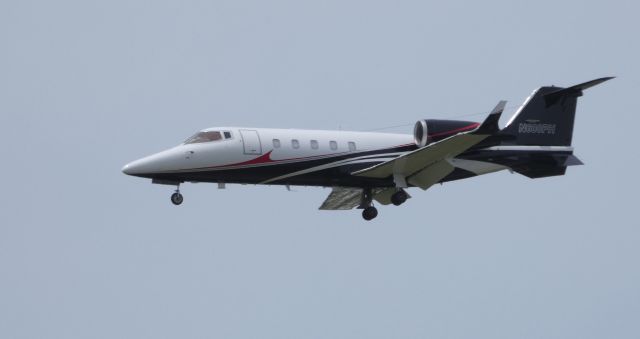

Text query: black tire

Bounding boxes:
[391,191,408,206]
[362,206,378,221]
[171,192,183,205]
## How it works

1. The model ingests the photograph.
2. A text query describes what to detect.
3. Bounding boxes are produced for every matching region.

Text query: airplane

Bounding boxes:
[123,77,613,220]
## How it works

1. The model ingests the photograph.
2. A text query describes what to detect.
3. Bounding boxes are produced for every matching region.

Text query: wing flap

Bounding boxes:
[407,159,455,190]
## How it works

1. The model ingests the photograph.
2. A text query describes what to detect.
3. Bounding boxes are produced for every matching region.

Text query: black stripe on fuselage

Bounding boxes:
[139,144,416,187]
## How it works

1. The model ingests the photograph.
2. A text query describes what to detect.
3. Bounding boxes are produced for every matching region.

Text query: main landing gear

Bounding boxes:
[362,206,378,221]
[360,188,408,220]
[170,185,183,205]
[391,189,408,206]
[360,188,378,221]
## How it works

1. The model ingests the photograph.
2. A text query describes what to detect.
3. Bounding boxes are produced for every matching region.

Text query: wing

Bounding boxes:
[319,187,363,210]
[318,187,411,210]
[352,101,506,190]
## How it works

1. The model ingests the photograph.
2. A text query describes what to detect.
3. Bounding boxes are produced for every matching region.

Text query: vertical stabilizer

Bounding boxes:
[501,77,613,146]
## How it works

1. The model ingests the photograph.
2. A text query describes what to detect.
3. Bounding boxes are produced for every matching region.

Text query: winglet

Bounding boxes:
[474,100,506,135]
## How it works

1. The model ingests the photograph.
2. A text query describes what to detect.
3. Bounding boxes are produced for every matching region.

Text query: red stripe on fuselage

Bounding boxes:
[428,123,480,138]
[179,143,416,172]
[186,150,351,172]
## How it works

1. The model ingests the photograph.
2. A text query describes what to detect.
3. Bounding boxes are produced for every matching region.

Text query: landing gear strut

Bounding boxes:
[170,185,183,205]
[360,188,378,221]
[391,189,408,206]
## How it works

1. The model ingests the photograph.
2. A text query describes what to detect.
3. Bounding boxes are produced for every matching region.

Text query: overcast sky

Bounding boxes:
[1,1,639,338]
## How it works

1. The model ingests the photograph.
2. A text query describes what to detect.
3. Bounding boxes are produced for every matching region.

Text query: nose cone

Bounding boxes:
[122,158,151,176]
[122,161,141,176]
[122,147,183,177]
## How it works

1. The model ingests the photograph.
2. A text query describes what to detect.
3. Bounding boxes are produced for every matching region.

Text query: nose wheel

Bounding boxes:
[170,188,183,205]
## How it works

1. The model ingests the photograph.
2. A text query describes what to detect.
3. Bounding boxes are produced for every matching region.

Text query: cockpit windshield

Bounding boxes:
[184,131,223,144]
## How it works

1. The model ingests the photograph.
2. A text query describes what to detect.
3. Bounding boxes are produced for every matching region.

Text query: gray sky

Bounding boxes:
[1,0,639,338]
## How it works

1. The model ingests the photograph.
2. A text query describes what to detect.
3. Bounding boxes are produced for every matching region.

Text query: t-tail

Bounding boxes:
[501,77,614,146]
[497,77,614,178]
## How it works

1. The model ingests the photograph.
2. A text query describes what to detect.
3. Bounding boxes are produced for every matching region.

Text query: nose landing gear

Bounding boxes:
[170,186,183,205]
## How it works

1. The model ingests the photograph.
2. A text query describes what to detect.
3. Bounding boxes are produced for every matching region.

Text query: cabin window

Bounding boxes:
[330,140,338,150]
[310,140,319,150]
[273,139,281,148]
[292,139,300,149]
[184,131,223,144]
[223,131,232,139]
[348,141,356,152]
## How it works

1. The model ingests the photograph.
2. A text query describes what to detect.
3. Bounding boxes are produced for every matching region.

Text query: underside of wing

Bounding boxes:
[319,187,363,210]
[319,187,410,210]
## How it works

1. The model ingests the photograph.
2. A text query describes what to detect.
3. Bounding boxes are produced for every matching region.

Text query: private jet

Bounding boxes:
[123,77,612,220]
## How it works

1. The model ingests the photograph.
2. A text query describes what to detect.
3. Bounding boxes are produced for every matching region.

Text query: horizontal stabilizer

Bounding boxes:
[544,77,614,107]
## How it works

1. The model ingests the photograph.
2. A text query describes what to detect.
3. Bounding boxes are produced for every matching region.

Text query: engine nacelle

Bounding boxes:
[413,119,480,147]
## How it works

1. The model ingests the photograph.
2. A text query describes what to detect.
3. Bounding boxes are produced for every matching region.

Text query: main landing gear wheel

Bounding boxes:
[362,206,378,221]
[170,192,183,205]
[391,190,408,206]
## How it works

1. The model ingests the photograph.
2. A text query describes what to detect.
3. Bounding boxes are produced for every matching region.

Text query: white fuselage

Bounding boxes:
[122,127,415,186]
